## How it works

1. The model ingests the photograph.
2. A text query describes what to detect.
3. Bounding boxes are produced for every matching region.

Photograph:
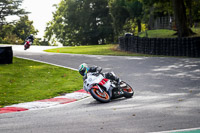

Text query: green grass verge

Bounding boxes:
[139,29,177,38]
[139,28,200,38]
[44,44,156,57]
[0,57,83,107]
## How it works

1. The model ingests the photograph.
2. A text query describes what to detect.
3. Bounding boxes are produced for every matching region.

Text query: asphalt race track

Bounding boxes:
[0,45,200,133]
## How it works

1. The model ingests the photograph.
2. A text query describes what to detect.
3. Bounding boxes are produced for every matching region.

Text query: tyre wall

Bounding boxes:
[0,46,13,64]
[119,36,200,57]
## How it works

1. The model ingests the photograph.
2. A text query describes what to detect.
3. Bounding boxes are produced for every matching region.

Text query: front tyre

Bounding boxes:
[89,88,110,103]
[24,45,28,50]
[120,81,134,98]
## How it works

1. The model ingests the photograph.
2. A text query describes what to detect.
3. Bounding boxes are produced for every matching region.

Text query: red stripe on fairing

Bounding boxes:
[0,107,28,114]
[99,78,109,86]
[103,78,109,82]
[38,98,76,104]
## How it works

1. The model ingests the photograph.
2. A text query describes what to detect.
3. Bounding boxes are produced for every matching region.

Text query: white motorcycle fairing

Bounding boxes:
[83,73,113,96]
[82,72,134,103]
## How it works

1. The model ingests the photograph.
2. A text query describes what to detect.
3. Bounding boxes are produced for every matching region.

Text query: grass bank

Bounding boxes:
[44,44,154,57]
[0,57,83,107]
[139,29,177,38]
[139,28,200,38]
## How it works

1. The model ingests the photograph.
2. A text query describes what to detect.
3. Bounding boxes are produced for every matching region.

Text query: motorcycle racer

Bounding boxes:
[25,34,34,45]
[78,63,121,84]
[79,63,133,103]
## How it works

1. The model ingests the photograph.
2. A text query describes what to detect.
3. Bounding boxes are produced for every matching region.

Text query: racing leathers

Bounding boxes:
[87,66,120,84]
[25,35,34,45]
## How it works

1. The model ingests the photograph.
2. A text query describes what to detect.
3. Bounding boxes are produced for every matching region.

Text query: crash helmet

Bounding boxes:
[79,63,89,76]
[30,34,33,37]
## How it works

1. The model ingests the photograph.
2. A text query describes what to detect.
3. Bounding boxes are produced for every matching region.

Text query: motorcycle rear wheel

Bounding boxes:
[89,88,110,103]
[120,81,134,98]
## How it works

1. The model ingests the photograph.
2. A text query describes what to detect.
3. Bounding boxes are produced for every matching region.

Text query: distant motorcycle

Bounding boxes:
[83,72,134,103]
[24,39,32,50]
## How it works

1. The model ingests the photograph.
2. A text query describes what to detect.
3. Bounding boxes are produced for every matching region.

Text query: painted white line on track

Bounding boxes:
[149,127,200,133]
[7,101,60,110]
[55,92,91,99]
[15,56,78,71]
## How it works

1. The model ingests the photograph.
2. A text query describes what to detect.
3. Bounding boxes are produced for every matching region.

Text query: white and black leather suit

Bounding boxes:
[88,66,120,83]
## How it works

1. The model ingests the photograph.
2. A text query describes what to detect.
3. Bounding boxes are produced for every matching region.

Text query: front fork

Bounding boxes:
[94,85,113,98]
[96,85,104,93]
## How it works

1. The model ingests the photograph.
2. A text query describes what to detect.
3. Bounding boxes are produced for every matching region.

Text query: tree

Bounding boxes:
[109,0,129,40]
[0,15,38,44]
[14,15,38,41]
[45,0,113,46]
[44,0,78,45]
[125,0,143,33]
[141,0,195,37]
[0,0,27,27]
[140,0,173,29]
[185,0,200,26]
[0,24,23,44]
[172,0,194,37]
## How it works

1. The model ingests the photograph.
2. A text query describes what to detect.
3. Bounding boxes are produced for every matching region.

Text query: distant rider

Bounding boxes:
[78,63,121,84]
[25,34,34,45]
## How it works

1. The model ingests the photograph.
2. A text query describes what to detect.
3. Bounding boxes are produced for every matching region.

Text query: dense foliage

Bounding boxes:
[0,0,26,26]
[45,0,114,45]
[1,0,200,45]
[45,0,200,46]
[0,15,38,44]
[0,0,40,44]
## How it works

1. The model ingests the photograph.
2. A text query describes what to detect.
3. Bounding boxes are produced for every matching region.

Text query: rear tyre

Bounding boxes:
[120,81,134,98]
[89,88,110,103]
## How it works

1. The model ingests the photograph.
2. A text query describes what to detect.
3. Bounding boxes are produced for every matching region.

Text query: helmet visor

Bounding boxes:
[79,67,86,76]
[79,70,85,76]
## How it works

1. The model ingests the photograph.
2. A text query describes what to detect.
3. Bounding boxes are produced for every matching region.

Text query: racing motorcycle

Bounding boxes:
[83,72,134,103]
[24,39,31,50]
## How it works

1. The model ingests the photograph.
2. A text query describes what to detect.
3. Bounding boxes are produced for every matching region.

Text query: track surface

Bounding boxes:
[0,45,200,133]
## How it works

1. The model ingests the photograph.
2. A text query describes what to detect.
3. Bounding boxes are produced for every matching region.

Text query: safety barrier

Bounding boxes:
[0,46,13,64]
[119,36,200,57]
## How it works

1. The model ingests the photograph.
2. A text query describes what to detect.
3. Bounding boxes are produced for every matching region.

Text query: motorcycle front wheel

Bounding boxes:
[89,88,111,103]
[24,45,28,50]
